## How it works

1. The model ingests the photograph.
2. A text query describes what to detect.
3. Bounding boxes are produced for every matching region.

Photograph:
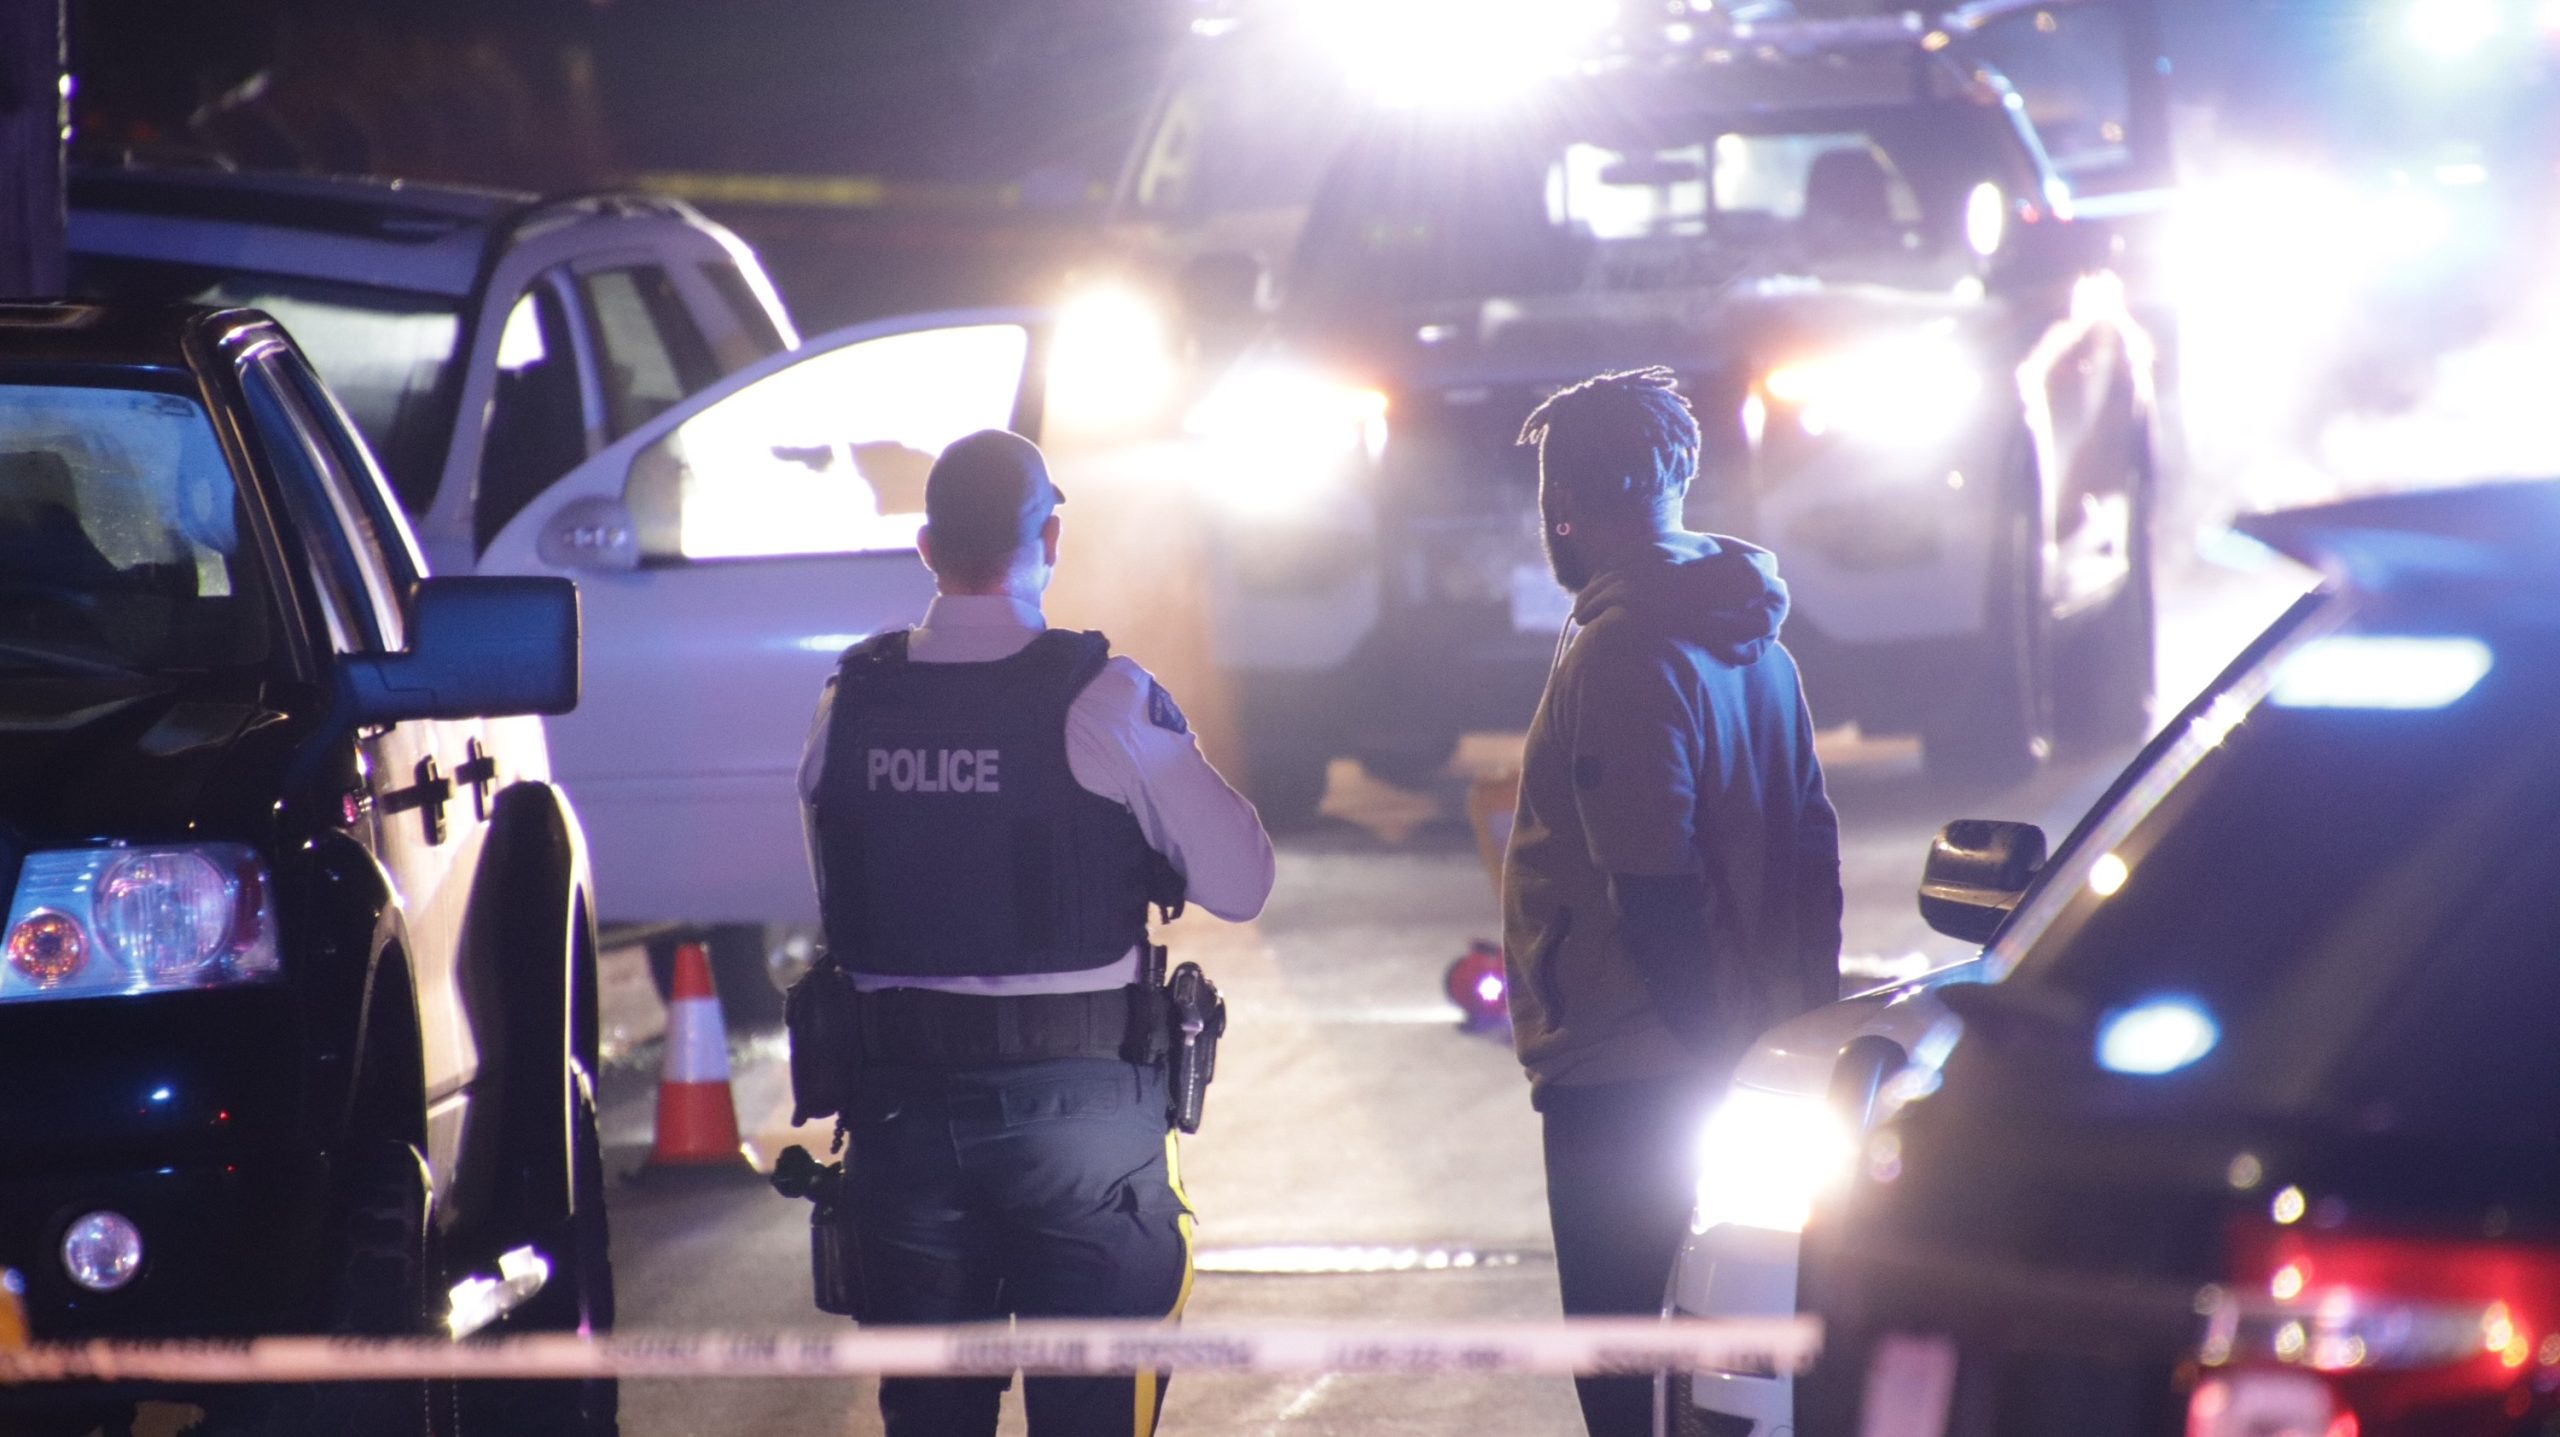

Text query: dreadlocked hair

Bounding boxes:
[1515,366,1700,516]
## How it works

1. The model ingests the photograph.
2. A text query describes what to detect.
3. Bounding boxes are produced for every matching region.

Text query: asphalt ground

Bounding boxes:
[590,535,2309,1436]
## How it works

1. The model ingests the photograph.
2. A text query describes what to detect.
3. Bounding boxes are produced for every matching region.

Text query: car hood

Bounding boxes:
[0,673,308,848]
[1267,280,1990,392]
[1728,959,1982,1099]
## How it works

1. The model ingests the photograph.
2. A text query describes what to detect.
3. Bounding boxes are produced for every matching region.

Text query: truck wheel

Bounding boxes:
[2053,484,2157,754]
[1921,501,2052,789]
[645,923,785,1029]
[464,1080,618,1437]
[1242,745,1330,829]
[214,1140,439,1436]
[1356,733,1460,791]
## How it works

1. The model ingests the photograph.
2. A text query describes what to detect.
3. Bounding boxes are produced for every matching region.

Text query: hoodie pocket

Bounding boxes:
[1529,906,1574,1026]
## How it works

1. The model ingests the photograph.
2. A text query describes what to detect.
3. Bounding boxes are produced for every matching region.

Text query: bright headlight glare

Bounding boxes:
[1,845,278,1004]
[1186,366,1388,518]
[1965,181,2007,258]
[1300,0,1617,107]
[1049,283,1177,433]
[1691,1088,1856,1235]
[2409,0,2501,56]
[1763,336,1982,446]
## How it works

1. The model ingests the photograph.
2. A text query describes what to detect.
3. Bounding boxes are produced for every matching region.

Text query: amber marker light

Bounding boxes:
[7,910,87,985]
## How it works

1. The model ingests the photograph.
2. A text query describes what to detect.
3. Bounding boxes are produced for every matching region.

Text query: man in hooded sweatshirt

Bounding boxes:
[1502,366,1844,1437]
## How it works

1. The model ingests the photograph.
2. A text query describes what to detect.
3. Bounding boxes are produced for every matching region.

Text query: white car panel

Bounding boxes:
[475,309,1047,928]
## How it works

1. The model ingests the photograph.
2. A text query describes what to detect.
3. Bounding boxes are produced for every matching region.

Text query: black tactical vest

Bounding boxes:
[813,627,1156,979]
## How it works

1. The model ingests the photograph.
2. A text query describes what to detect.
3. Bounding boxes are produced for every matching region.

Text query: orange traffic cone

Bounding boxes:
[644,941,751,1176]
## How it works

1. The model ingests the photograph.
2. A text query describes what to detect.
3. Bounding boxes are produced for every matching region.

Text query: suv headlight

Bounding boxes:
[2,845,280,1003]
[1762,335,1982,448]
[1185,365,1389,519]
[1691,1087,1856,1235]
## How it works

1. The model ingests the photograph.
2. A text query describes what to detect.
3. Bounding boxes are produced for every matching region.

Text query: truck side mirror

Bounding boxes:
[1918,819,2047,945]
[345,576,581,723]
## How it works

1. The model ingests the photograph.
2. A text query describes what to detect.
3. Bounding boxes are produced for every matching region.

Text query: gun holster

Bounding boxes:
[1166,961,1226,1135]
[784,948,862,1126]
[772,1144,862,1318]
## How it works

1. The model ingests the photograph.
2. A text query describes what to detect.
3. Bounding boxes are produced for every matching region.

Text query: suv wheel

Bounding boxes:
[1922,496,2053,789]
[645,923,785,1029]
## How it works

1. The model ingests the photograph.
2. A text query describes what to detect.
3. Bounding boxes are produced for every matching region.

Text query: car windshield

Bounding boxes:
[1289,99,2024,309]
[67,256,462,515]
[1995,589,2560,1138]
[0,381,273,675]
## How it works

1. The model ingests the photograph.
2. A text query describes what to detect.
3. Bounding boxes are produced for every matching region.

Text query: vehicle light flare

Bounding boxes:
[1049,284,1177,434]
[1299,0,1618,107]
[2196,1223,2560,1436]
[1691,1088,1856,1234]
[7,910,85,984]
[1761,335,1982,447]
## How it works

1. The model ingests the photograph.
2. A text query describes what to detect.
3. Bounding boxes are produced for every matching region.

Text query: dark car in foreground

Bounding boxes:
[0,303,608,1435]
[1797,479,2560,1437]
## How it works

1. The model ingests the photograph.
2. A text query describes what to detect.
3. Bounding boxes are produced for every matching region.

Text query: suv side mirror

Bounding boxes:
[1918,819,2047,945]
[345,576,581,723]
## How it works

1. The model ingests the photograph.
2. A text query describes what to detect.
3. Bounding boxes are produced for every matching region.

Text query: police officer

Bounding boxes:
[797,428,1275,1437]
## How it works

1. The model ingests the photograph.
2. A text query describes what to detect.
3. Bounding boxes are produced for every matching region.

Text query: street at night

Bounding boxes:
[591,527,2308,1435]
[11,2,2560,1435]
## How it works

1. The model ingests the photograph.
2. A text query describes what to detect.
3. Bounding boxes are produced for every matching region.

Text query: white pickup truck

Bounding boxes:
[73,165,1053,1022]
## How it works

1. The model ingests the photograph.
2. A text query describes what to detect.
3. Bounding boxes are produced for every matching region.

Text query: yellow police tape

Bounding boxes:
[0,1317,1818,1384]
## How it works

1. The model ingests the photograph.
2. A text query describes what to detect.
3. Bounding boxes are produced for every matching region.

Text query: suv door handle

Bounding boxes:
[537,496,641,573]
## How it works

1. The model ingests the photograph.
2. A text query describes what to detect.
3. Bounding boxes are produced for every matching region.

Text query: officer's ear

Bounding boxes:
[917,523,940,573]
[1039,513,1061,568]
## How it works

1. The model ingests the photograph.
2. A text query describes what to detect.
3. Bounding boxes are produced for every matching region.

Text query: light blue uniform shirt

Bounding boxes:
[799,594,1275,994]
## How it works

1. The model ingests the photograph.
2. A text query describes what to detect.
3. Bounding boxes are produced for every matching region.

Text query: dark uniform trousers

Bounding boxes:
[847,1056,1195,1437]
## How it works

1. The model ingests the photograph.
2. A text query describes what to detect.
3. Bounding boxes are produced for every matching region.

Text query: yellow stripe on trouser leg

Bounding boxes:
[1135,1134,1197,1437]
[0,1269,27,1352]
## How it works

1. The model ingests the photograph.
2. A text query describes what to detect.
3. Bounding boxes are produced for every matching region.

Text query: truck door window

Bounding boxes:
[244,354,402,652]
[698,260,791,368]
[481,280,593,549]
[579,265,722,440]
[623,323,1031,562]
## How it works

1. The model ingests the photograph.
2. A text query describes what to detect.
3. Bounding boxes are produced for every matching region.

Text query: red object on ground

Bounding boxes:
[1445,940,1510,1030]
[646,941,749,1172]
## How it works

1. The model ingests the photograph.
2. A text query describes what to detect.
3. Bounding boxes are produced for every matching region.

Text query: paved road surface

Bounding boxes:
[593,541,2310,1437]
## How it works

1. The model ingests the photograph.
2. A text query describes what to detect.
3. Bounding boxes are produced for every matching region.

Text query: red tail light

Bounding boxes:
[2188,1221,2560,1436]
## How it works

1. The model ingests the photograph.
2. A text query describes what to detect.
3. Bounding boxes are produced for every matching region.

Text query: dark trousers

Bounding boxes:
[1540,1076,1717,1437]
[845,1057,1193,1437]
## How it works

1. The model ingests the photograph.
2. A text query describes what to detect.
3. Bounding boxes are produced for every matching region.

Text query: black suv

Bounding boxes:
[1805,480,2560,1437]
[0,304,609,1435]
